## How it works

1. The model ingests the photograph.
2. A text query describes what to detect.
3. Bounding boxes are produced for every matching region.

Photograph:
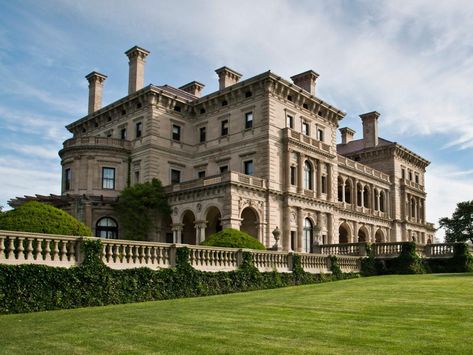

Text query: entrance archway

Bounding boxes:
[339,223,350,244]
[302,218,314,253]
[241,207,259,239]
[375,229,384,243]
[205,206,222,239]
[358,226,368,242]
[96,217,118,239]
[182,210,197,245]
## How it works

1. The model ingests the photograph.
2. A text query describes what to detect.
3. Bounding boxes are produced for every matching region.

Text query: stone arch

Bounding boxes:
[303,160,314,190]
[205,206,222,239]
[358,225,369,242]
[95,217,118,239]
[338,222,351,244]
[181,210,197,245]
[375,229,384,243]
[240,207,259,239]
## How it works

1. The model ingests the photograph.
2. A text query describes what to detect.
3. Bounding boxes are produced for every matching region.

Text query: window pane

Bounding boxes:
[102,168,115,189]
[244,160,253,175]
[245,112,253,129]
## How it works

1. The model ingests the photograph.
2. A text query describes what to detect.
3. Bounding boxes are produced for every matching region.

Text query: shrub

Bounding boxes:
[201,228,266,250]
[389,242,425,274]
[0,201,91,236]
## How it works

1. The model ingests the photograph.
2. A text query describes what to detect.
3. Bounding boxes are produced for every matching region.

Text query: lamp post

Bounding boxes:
[272,226,281,251]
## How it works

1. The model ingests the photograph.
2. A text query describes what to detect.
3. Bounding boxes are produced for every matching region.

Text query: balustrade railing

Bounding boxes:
[337,256,361,273]
[317,243,365,256]
[299,254,330,273]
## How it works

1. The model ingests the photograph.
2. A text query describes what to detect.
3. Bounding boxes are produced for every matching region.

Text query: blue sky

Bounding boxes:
[1,0,473,239]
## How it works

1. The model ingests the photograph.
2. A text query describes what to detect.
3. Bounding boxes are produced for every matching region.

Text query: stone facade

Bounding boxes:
[12,46,435,250]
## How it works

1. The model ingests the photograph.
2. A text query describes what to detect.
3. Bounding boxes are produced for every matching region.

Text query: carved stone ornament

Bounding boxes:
[196,203,202,212]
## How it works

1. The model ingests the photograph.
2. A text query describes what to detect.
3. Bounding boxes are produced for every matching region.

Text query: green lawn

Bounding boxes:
[1,274,472,354]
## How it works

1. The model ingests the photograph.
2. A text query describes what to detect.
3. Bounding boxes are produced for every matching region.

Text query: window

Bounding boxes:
[96,217,118,239]
[290,166,296,185]
[415,174,419,184]
[401,168,406,179]
[321,175,327,194]
[172,124,181,141]
[287,115,294,129]
[120,128,127,140]
[174,105,181,112]
[304,161,313,190]
[302,122,310,136]
[199,127,206,143]
[64,168,71,191]
[244,160,254,175]
[135,122,142,138]
[106,131,112,138]
[245,91,252,98]
[245,112,253,129]
[170,169,181,184]
[408,171,413,181]
[303,218,314,253]
[220,165,228,174]
[102,167,115,190]
[134,171,140,184]
[198,170,206,179]
[317,128,324,142]
[221,120,229,136]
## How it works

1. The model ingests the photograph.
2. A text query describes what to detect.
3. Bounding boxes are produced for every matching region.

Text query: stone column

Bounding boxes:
[172,224,183,244]
[221,217,242,230]
[194,220,207,243]
[360,184,365,209]
[353,221,359,243]
[354,179,359,207]
[326,213,333,244]
[341,178,346,203]
[283,204,291,251]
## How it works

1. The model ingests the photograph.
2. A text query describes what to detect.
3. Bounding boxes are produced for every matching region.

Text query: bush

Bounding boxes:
[387,242,425,274]
[0,201,91,236]
[201,228,266,250]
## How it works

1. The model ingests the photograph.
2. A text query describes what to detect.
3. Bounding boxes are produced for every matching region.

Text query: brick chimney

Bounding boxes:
[291,70,319,96]
[85,71,107,114]
[215,66,242,90]
[360,111,380,148]
[125,46,150,94]
[179,81,205,97]
[339,127,356,144]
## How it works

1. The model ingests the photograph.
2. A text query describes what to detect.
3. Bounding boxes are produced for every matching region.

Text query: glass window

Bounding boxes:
[302,122,309,136]
[172,124,181,141]
[408,171,413,181]
[303,218,313,253]
[220,165,228,174]
[102,167,115,189]
[120,128,127,140]
[304,161,313,190]
[199,127,206,143]
[290,166,296,185]
[135,122,142,138]
[171,169,181,184]
[64,168,71,191]
[244,160,254,175]
[221,120,229,136]
[198,170,206,179]
[317,128,324,141]
[245,112,253,129]
[134,170,140,184]
[322,175,327,194]
[287,115,294,129]
[96,217,118,239]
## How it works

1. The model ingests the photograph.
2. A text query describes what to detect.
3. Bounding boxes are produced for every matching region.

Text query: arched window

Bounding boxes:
[380,191,386,212]
[303,218,314,253]
[304,161,313,190]
[345,180,352,204]
[363,186,370,208]
[96,217,118,239]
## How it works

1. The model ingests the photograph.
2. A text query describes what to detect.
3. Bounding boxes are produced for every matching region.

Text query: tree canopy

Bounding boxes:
[0,201,91,236]
[439,200,473,243]
[114,178,171,240]
[201,228,266,250]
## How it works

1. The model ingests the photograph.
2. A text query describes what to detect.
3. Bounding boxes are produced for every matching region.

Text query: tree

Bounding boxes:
[0,201,91,236]
[114,178,171,240]
[439,200,473,243]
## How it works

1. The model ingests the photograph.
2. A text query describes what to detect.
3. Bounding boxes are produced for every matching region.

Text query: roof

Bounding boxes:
[337,137,394,155]
[156,85,198,101]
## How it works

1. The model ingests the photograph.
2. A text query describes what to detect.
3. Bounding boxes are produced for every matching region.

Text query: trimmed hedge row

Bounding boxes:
[361,242,473,276]
[0,240,358,314]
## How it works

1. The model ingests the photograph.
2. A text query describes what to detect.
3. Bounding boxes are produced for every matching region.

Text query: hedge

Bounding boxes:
[0,240,358,314]
[0,201,91,236]
[201,228,266,250]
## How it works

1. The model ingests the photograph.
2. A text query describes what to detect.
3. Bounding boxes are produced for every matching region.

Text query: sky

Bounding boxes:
[1,0,473,240]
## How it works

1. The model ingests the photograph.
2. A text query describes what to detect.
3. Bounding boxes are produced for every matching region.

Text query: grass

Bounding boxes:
[1,273,472,354]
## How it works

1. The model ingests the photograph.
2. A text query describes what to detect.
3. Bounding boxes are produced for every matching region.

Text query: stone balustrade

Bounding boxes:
[337,155,390,182]
[284,128,332,154]
[62,136,132,150]
[317,243,365,256]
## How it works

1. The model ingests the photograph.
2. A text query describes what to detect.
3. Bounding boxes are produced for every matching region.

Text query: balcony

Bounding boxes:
[337,156,390,183]
[400,178,424,192]
[62,136,132,151]
[283,128,332,155]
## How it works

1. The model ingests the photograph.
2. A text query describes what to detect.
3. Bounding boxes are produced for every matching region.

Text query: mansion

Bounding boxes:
[11,46,435,252]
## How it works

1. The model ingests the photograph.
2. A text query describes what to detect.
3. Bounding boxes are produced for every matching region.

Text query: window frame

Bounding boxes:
[198,170,206,179]
[219,165,228,174]
[287,115,294,129]
[102,167,116,190]
[172,124,181,141]
[170,169,181,184]
[317,128,324,142]
[244,112,253,129]
[302,121,310,136]
[243,160,254,176]
[64,168,71,191]
[290,166,296,185]
[135,122,142,138]
[221,120,229,136]
[199,126,206,143]
[120,128,127,140]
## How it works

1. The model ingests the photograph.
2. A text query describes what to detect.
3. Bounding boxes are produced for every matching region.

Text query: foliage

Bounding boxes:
[383,242,425,274]
[439,200,473,243]
[329,255,343,279]
[0,201,91,236]
[0,241,358,314]
[114,178,171,240]
[201,228,266,250]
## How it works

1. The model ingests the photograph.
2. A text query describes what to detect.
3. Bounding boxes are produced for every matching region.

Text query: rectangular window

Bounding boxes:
[120,128,127,140]
[134,171,140,184]
[245,112,253,129]
[102,167,115,190]
[290,166,296,185]
[321,175,327,194]
[317,128,324,142]
[401,168,406,179]
[244,160,254,175]
[408,171,413,181]
[198,170,206,179]
[199,127,206,143]
[221,120,229,136]
[220,165,228,174]
[172,124,181,141]
[64,168,71,191]
[106,131,112,138]
[415,174,419,184]
[302,122,309,136]
[170,169,181,184]
[287,115,294,129]
[135,122,142,138]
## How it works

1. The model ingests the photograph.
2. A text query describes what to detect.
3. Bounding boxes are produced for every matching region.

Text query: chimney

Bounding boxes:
[360,111,380,148]
[125,46,150,94]
[85,71,107,114]
[339,127,356,144]
[291,70,319,96]
[215,66,242,90]
[179,81,205,97]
